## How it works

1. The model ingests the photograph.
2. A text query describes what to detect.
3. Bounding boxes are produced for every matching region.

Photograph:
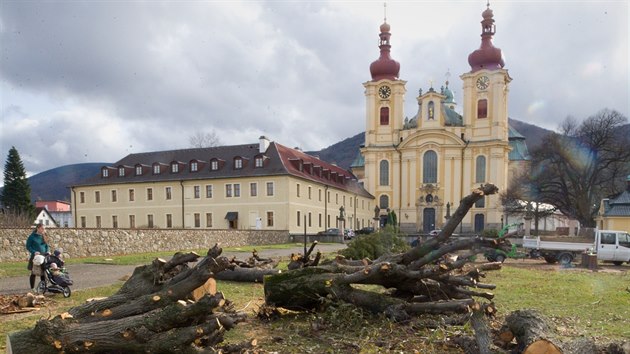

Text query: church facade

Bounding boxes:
[358,5,529,234]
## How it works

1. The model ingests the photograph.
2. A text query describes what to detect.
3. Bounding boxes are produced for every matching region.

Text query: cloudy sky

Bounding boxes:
[1,1,628,178]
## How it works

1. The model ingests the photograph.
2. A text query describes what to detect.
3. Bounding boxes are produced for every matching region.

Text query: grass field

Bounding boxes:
[0,243,303,278]
[1,256,628,352]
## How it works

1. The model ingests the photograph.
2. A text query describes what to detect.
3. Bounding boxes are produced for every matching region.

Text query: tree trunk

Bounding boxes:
[8,245,252,354]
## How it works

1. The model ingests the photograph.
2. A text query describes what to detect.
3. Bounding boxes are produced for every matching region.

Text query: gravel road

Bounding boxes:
[0,243,347,295]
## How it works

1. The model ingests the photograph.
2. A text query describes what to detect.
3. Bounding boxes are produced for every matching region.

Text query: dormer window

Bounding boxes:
[255,156,263,168]
[190,161,198,172]
[171,162,179,173]
[211,159,218,171]
[234,158,243,169]
[135,165,143,176]
[118,166,125,177]
[153,163,160,175]
[101,168,109,178]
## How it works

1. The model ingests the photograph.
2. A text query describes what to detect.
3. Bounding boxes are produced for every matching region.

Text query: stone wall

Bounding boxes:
[0,228,290,262]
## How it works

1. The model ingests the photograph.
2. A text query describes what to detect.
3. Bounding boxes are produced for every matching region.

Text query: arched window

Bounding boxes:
[477,99,488,118]
[475,156,486,183]
[423,151,437,183]
[380,107,389,125]
[428,101,435,120]
[379,160,389,186]
[379,195,389,209]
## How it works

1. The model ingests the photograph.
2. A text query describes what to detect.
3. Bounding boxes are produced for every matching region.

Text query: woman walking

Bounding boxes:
[26,223,49,292]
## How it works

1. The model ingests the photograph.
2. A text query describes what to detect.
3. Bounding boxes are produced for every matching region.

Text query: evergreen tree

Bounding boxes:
[1,146,34,218]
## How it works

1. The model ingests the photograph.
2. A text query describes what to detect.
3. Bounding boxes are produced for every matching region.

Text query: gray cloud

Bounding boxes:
[1,1,627,177]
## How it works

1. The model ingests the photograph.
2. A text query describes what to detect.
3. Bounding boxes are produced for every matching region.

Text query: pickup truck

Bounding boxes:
[523,229,630,265]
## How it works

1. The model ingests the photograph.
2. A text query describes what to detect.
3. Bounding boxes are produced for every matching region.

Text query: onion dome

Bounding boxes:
[370,21,400,81]
[468,4,505,72]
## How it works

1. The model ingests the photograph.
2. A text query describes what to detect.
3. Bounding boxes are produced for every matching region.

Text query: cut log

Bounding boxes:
[505,309,560,354]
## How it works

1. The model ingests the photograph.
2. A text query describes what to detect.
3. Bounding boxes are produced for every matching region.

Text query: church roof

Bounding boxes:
[443,106,463,126]
[350,151,365,169]
[508,125,531,161]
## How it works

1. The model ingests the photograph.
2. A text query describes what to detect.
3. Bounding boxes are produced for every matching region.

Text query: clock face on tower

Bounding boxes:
[378,85,392,99]
[476,76,490,90]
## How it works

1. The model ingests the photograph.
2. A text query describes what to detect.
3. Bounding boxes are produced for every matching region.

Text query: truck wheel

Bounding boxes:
[495,254,506,263]
[612,261,623,266]
[558,253,573,265]
[543,256,557,264]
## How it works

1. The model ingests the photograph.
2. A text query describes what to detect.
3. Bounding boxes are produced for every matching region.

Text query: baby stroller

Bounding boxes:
[37,253,73,297]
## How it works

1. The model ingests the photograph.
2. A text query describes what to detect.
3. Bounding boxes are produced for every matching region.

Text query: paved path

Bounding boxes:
[0,243,347,295]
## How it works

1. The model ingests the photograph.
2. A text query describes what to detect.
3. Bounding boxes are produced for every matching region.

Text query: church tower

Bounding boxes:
[361,18,407,227]
[461,4,512,141]
[459,4,513,232]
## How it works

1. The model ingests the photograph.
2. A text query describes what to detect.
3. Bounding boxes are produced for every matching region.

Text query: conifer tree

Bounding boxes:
[1,146,34,218]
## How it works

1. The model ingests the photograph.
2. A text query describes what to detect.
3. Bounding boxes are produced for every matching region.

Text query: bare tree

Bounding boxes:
[528,109,630,227]
[189,130,221,148]
[502,170,557,236]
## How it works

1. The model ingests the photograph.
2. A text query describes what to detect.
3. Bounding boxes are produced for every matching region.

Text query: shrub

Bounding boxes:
[340,225,409,260]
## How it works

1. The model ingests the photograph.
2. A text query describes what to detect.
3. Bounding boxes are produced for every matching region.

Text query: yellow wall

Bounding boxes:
[72,175,374,234]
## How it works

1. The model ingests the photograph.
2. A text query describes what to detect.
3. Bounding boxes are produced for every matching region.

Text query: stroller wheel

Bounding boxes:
[62,287,71,298]
[38,280,47,294]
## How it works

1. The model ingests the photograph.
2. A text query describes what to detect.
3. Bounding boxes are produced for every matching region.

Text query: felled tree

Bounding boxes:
[7,245,253,354]
[263,183,507,322]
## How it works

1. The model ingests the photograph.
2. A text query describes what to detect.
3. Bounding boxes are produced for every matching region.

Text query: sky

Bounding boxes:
[1,0,628,178]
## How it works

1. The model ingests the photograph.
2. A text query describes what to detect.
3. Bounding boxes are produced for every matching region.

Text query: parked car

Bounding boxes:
[344,229,355,240]
[429,229,441,236]
[355,227,375,235]
[317,228,342,237]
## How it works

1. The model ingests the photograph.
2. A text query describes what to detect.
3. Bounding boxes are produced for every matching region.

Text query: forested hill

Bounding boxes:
[27,163,108,203]
[13,119,629,202]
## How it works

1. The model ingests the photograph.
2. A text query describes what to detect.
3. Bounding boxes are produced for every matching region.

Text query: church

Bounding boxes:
[354,4,530,234]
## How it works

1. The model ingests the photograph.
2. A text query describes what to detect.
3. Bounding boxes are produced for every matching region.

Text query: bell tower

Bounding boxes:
[461,3,512,142]
[363,17,406,148]
[361,13,407,226]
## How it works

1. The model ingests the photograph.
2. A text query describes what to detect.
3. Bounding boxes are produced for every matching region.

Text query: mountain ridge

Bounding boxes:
[12,120,629,202]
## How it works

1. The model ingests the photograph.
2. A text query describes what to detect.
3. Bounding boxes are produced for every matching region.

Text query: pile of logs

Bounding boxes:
[7,245,253,354]
[263,184,507,322]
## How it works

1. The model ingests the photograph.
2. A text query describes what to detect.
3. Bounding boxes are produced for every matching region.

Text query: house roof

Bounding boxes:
[34,207,57,225]
[603,189,630,217]
[73,141,374,198]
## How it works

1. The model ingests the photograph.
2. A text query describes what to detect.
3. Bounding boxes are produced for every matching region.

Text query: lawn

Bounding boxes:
[0,243,306,278]
[1,259,628,352]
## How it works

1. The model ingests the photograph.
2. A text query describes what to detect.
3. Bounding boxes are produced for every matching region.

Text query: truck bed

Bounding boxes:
[523,236,593,252]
